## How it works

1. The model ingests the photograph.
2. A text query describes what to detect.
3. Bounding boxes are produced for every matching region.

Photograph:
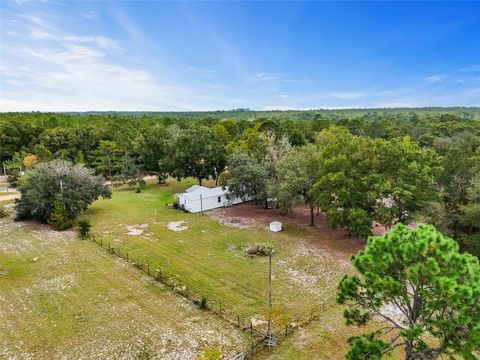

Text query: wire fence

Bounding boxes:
[88,234,337,359]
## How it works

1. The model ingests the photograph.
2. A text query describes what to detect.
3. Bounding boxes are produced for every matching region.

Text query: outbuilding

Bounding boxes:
[176,186,245,213]
[269,221,282,232]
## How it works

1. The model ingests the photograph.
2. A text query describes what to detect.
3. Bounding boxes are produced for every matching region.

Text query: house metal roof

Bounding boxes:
[185,185,207,193]
[178,186,229,201]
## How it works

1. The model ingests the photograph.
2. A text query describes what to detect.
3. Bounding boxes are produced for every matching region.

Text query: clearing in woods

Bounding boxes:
[86,178,367,357]
[0,202,248,359]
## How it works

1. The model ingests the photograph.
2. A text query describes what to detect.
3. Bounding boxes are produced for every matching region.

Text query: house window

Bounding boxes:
[218,196,221,203]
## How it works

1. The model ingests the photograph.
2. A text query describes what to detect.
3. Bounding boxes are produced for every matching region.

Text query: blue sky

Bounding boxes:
[1,1,480,111]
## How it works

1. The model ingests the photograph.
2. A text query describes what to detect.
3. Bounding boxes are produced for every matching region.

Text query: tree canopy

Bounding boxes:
[337,224,480,359]
[15,159,111,225]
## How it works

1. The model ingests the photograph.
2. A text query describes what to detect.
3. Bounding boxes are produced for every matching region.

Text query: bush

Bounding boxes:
[48,200,74,230]
[134,186,141,193]
[246,243,274,256]
[198,295,208,309]
[77,218,91,238]
[15,159,111,223]
[344,208,373,238]
[197,345,221,360]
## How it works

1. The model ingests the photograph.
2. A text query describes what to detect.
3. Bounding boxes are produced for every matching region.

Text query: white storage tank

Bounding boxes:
[269,221,282,232]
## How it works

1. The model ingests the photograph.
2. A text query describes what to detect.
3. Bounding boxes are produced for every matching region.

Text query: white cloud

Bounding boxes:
[205,83,230,90]
[188,67,217,75]
[1,42,191,111]
[82,10,99,20]
[263,105,300,110]
[331,92,363,99]
[254,72,279,81]
[0,14,245,111]
[459,64,480,73]
[424,74,445,83]
[19,14,55,30]
[63,35,124,52]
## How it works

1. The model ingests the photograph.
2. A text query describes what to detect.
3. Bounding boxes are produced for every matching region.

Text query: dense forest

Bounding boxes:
[1,108,479,255]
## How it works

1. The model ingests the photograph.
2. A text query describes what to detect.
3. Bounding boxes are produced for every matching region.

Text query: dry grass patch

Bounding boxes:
[0,213,248,359]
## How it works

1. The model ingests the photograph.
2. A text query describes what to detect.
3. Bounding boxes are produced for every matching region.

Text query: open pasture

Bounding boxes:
[0,203,248,359]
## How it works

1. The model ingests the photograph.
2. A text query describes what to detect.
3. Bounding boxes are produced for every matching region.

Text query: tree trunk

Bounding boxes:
[453,219,458,239]
[264,197,268,209]
[198,177,202,186]
[310,205,315,226]
[405,340,414,360]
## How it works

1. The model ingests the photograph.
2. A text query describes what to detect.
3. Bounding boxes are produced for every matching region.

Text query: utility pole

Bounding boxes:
[265,248,276,348]
[2,163,7,192]
[268,249,273,310]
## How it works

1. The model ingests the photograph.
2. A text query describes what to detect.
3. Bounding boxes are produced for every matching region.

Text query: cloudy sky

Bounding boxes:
[1,1,480,112]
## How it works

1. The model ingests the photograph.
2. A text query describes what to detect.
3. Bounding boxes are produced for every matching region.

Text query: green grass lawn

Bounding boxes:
[0,209,248,358]
[87,180,355,331]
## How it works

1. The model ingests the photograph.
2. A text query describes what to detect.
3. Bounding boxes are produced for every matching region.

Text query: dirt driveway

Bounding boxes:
[0,193,20,202]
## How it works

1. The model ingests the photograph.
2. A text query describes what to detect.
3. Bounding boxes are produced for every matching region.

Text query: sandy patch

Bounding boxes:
[126,224,148,236]
[207,209,257,228]
[0,193,20,201]
[167,221,188,232]
[250,315,268,328]
[380,302,408,325]
[32,228,76,243]
[23,274,77,296]
[285,268,320,294]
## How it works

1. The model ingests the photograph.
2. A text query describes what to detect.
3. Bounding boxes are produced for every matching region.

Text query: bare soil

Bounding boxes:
[208,202,365,257]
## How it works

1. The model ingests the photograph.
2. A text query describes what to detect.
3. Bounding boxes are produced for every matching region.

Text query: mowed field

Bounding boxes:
[0,202,248,359]
[86,179,369,357]
[88,180,355,319]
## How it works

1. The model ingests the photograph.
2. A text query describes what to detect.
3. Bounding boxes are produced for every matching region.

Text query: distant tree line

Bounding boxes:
[1,110,479,254]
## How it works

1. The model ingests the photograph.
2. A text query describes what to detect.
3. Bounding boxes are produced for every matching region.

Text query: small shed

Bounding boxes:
[269,221,282,232]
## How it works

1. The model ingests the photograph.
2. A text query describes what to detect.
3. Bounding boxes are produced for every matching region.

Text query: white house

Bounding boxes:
[176,185,245,213]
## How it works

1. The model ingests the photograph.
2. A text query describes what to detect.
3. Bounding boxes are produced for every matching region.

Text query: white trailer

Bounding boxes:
[176,185,245,213]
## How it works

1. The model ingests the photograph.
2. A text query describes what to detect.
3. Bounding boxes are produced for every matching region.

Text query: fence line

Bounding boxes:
[88,234,337,359]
